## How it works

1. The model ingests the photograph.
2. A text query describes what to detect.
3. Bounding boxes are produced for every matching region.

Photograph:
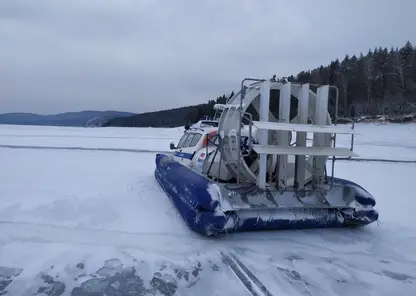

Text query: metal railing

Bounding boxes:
[207,78,358,187]
[236,78,265,184]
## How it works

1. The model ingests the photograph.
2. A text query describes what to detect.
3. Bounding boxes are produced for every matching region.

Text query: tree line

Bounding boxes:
[103,41,416,127]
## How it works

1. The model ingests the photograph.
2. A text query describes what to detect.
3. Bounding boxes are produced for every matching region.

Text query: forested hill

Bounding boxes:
[0,110,136,127]
[102,94,232,128]
[103,41,416,128]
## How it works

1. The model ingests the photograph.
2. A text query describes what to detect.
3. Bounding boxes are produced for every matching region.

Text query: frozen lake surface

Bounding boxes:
[0,123,415,295]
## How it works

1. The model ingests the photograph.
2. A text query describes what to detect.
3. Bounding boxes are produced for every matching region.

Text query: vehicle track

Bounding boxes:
[0,144,169,154]
[2,144,416,163]
[221,251,273,296]
[0,133,180,140]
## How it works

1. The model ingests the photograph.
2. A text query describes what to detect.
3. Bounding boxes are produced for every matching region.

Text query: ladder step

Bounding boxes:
[252,144,359,157]
[252,121,355,135]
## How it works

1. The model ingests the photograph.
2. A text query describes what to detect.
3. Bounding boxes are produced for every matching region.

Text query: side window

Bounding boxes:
[189,133,202,147]
[182,133,195,148]
[177,134,189,148]
[209,135,219,146]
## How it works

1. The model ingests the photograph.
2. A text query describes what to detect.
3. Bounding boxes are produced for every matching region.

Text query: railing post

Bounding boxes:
[275,82,291,190]
[294,83,309,190]
[312,85,329,188]
[257,80,270,190]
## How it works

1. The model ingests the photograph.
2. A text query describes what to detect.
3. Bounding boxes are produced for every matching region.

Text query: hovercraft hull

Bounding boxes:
[155,153,378,236]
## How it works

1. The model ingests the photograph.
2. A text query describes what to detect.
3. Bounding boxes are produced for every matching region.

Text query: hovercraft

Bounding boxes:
[154,78,379,236]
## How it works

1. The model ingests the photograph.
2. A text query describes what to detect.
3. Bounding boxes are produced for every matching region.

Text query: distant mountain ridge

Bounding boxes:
[0,110,136,127]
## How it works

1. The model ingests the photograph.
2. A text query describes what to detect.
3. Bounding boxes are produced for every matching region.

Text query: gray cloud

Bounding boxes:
[0,0,415,114]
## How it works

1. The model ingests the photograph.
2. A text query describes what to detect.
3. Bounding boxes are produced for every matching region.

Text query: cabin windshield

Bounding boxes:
[200,121,219,128]
[177,132,202,149]
[176,133,189,148]
[188,133,202,147]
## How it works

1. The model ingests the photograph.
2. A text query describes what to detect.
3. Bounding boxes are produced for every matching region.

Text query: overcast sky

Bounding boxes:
[0,0,415,114]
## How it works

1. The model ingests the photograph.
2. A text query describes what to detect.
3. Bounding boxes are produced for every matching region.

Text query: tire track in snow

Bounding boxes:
[228,253,273,296]
[0,220,207,251]
[221,252,261,296]
[0,144,170,154]
[2,144,414,163]
[221,252,273,296]
[340,157,416,164]
[0,134,180,140]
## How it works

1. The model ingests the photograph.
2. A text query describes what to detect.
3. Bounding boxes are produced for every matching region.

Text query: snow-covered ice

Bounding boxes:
[0,123,415,295]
